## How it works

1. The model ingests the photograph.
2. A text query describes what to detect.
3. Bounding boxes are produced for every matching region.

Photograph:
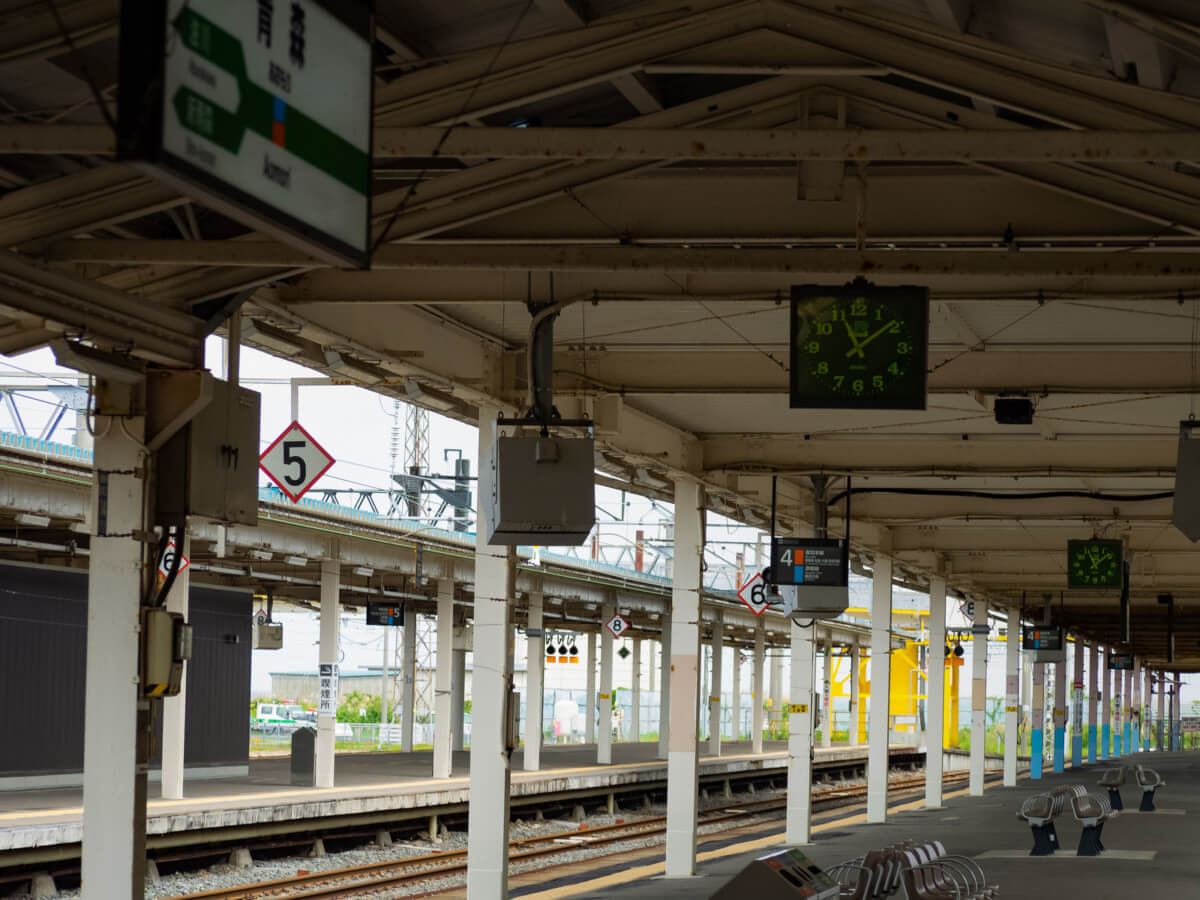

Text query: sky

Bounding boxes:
[0,340,1194,714]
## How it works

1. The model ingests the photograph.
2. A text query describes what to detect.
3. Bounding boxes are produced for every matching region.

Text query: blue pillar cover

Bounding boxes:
[1031,728,1044,779]
[1053,726,1065,773]
[1100,723,1110,760]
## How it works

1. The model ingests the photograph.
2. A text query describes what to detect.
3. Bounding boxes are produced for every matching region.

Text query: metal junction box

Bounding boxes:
[253,621,284,650]
[483,435,595,546]
[710,847,839,900]
[155,377,260,526]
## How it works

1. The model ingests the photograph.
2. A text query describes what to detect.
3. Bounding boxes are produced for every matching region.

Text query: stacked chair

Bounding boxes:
[1070,790,1117,856]
[1015,784,1086,855]
[829,840,999,899]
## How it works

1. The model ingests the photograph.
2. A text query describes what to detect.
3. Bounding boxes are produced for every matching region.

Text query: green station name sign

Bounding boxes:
[119,0,373,266]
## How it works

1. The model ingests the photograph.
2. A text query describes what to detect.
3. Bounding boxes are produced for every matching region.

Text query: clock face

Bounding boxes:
[789,285,929,410]
[1067,539,1123,588]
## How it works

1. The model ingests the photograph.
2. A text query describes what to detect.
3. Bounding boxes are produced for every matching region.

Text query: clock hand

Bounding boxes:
[843,317,866,359]
[845,319,897,358]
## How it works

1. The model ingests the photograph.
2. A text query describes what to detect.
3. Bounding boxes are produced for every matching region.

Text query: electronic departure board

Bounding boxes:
[366,601,404,626]
[769,538,849,587]
[1108,651,1134,670]
[1021,625,1063,651]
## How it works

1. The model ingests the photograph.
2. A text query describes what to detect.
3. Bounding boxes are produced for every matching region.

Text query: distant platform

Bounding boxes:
[0,741,922,860]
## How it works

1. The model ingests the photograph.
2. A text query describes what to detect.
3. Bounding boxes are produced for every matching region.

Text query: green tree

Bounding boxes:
[337,690,381,723]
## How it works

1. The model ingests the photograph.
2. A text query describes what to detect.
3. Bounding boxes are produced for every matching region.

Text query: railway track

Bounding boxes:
[166,771,975,900]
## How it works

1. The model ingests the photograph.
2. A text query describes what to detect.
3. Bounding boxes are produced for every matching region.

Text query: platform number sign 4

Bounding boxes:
[604,614,630,639]
[738,572,770,616]
[259,421,336,502]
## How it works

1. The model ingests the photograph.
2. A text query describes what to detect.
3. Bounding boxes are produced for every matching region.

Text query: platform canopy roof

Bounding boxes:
[4,0,1200,666]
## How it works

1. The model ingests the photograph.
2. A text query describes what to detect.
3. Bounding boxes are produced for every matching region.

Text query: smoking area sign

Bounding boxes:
[118,0,374,265]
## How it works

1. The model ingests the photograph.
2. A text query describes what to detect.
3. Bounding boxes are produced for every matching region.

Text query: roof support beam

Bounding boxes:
[18,126,1200,163]
[368,127,1200,163]
[48,240,1200,279]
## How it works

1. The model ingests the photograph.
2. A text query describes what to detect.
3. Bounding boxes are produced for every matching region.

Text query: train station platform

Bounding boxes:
[568,750,1195,900]
[0,741,922,860]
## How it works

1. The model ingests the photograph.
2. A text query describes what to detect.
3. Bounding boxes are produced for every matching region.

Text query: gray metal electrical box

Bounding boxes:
[710,848,839,899]
[155,377,260,526]
[253,621,284,650]
[483,435,595,545]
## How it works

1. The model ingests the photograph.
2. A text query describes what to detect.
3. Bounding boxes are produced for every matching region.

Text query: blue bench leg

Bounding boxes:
[1106,787,1124,810]
[1140,789,1157,812]
[1078,824,1104,857]
[1030,824,1057,856]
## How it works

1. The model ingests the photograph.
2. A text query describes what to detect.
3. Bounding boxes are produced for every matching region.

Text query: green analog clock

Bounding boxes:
[789,284,929,410]
[1067,539,1123,588]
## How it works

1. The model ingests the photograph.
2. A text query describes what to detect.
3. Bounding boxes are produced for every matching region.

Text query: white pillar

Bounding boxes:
[849,641,861,746]
[1052,653,1066,772]
[1031,661,1045,779]
[731,640,742,743]
[1157,670,1166,749]
[401,608,417,753]
[1088,643,1099,762]
[316,559,340,788]
[709,613,724,756]
[1132,658,1142,753]
[752,622,765,754]
[160,533,191,800]
[867,555,893,823]
[771,649,784,715]
[821,631,834,748]
[927,577,946,805]
[786,615,816,843]
[434,578,455,778]
[466,409,515,900]
[1101,656,1112,760]
[598,601,615,764]
[657,626,671,760]
[1003,606,1020,787]
[1143,665,1152,751]
[81,411,146,899]
[1072,638,1085,767]
[583,631,597,744]
[631,637,642,742]
[970,600,988,795]
[525,591,545,770]
[665,479,703,878]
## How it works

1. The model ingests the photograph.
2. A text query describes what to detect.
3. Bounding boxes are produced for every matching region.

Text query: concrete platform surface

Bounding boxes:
[577,750,1195,900]
[2,740,824,851]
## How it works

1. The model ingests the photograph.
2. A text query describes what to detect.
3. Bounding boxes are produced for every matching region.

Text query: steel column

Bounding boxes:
[585,632,597,745]
[1101,657,1112,760]
[316,559,340,789]
[80,410,146,900]
[466,407,515,900]
[850,642,862,745]
[1157,671,1166,750]
[1123,668,1134,756]
[787,616,816,843]
[598,600,614,765]
[821,631,833,749]
[970,600,988,794]
[525,591,545,771]
[401,608,417,753]
[631,637,641,743]
[1003,606,1019,787]
[160,534,191,800]
[731,639,742,742]
[664,478,703,877]
[927,577,947,806]
[434,578,455,778]
[709,612,723,756]
[1088,643,1099,763]
[868,556,893,823]
[752,622,765,754]
[657,624,671,761]
[1031,662,1045,779]
[1053,654,1066,773]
